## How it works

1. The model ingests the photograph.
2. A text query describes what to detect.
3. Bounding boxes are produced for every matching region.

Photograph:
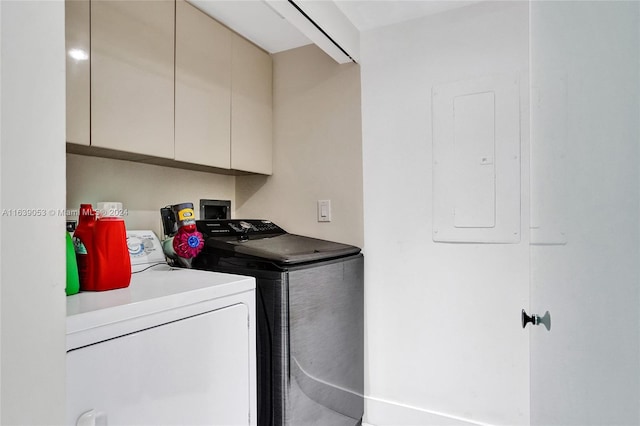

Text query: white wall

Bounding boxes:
[67,154,236,239]
[236,44,363,248]
[0,1,66,423]
[360,3,529,425]
[1,2,3,419]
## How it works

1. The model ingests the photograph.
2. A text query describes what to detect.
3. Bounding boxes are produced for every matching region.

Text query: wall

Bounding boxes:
[360,3,529,425]
[69,44,364,248]
[236,44,363,248]
[67,154,235,238]
[0,1,66,423]
[236,45,363,247]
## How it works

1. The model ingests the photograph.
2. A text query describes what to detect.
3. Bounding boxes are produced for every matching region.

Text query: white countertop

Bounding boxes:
[66,264,255,350]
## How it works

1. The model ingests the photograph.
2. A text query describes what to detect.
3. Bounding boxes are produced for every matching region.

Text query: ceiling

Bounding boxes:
[335,1,480,32]
[189,0,480,54]
[189,1,311,53]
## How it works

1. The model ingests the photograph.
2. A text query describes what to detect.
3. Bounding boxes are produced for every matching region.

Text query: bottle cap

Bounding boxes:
[97,202,124,218]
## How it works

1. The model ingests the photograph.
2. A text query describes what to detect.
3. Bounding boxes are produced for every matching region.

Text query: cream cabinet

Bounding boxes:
[175,0,232,169]
[65,0,90,146]
[231,34,273,175]
[66,0,273,175]
[176,3,272,174]
[91,0,175,159]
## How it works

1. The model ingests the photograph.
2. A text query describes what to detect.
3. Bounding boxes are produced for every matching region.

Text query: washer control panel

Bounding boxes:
[197,219,285,238]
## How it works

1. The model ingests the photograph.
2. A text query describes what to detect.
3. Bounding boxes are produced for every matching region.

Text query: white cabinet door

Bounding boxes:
[90,0,175,158]
[231,34,273,175]
[67,304,251,425]
[175,0,232,169]
[65,0,90,146]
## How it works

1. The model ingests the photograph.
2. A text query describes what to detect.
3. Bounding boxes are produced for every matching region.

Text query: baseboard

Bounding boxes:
[364,396,491,426]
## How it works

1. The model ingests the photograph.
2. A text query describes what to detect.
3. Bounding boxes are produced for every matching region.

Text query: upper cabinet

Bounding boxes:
[231,34,273,175]
[65,0,90,146]
[91,0,175,159]
[175,0,232,169]
[66,0,273,175]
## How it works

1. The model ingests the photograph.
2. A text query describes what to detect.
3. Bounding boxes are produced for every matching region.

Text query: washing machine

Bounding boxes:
[66,230,257,425]
[193,219,364,426]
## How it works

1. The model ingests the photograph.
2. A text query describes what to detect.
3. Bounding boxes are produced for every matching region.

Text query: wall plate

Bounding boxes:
[199,199,231,220]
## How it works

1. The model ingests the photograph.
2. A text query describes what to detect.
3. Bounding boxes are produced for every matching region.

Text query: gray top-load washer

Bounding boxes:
[193,219,364,426]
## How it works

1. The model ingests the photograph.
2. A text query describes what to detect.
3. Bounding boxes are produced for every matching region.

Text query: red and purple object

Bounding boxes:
[160,203,205,265]
[172,226,204,259]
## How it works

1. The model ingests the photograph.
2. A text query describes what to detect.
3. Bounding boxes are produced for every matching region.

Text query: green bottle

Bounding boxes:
[66,232,80,295]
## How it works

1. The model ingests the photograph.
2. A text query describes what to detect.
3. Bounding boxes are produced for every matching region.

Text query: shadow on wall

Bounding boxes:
[66,153,236,235]
[233,44,364,248]
[235,174,269,213]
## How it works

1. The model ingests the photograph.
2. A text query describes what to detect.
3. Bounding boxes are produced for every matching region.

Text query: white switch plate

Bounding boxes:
[317,200,331,222]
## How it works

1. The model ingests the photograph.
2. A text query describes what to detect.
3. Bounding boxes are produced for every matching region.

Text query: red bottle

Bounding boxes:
[73,204,95,289]
[73,204,131,291]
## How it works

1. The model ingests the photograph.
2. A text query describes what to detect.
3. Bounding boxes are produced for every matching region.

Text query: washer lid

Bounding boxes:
[197,220,361,265]
[219,233,361,264]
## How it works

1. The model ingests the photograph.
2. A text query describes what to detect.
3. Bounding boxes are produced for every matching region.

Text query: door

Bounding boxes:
[529,2,640,425]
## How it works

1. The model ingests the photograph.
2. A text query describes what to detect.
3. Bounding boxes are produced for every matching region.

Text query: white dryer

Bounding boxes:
[66,230,256,426]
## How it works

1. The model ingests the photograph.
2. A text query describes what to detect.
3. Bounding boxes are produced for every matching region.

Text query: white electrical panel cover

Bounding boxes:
[432,73,521,243]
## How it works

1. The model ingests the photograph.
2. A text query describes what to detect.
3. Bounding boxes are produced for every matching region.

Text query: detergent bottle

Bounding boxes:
[65,232,80,296]
[73,204,95,290]
[73,203,131,291]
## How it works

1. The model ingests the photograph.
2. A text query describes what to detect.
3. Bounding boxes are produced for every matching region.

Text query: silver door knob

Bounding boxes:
[522,309,551,330]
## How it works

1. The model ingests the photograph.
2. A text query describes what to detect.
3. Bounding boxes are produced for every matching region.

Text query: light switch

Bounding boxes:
[317,200,331,222]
